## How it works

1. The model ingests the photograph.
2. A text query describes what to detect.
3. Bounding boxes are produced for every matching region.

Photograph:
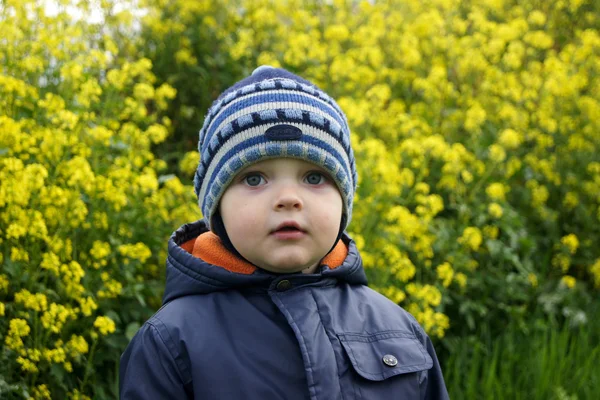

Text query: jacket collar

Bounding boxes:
[162,219,367,304]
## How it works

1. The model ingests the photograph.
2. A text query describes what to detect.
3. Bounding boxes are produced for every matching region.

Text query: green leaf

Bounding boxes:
[125,322,141,341]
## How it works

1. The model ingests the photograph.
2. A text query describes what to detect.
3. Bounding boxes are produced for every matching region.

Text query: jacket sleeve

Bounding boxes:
[119,319,192,399]
[405,313,449,400]
[420,334,450,400]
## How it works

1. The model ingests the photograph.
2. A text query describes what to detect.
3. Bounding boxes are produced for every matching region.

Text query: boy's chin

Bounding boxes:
[255,258,318,274]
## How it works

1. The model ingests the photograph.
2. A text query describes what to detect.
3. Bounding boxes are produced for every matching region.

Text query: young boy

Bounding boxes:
[120,66,449,399]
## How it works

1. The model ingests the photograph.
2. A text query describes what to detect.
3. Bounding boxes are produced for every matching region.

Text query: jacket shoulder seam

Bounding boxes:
[147,317,192,385]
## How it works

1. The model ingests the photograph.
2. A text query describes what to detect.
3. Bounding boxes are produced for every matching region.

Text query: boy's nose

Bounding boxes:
[274,185,303,211]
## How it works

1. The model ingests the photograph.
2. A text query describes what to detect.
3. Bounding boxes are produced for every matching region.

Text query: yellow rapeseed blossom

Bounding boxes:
[179,151,200,176]
[66,335,89,356]
[32,384,52,400]
[94,316,117,336]
[563,192,579,210]
[0,302,5,316]
[40,252,61,276]
[454,273,467,289]
[379,286,406,304]
[552,253,571,273]
[90,240,111,260]
[436,262,454,287]
[590,259,600,288]
[41,303,76,334]
[561,234,580,254]
[488,144,507,163]
[0,274,9,292]
[528,273,539,288]
[14,289,48,312]
[69,389,92,400]
[488,203,504,219]
[464,102,486,132]
[486,182,507,201]
[78,296,98,317]
[406,283,442,307]
[458,227,483,251]
[98,272,123,299]
[17,356,38,373]
[5,318,30,351]
[498,128,523,149]
[10,247,30,262]
[561,275,576,289]
[118,242,152,263]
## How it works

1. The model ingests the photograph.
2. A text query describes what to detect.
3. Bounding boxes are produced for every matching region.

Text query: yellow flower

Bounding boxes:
[67,335,89,356]
[590,259,600,288]
[486,182,507,201]
[380,286,406,304]
[552,254,571,273]
[97,278,123,299]
[17,356,38,373]
[41,303,76,333]
[436,262,454,287]
[5,318,30,351]
[561,234,579,254]
[561,275,576,289]
[455,273,467,289]
[43,346,67,365]
[118,242,152,263]
[69,389,92,400]
[528,273,538,288]
[524,31,554,49]
[464,103,486,132]
[0,302,5,316]
[40,252,61,276]
[94,315,116,335]
[527,10,547,27]
[14,289,48,312]
[458,227,483,251]
[78,296,98,317]
[488,203,504,219]
[0,274,9,292]
[483,224,499,238]
[32,384,52,400]
[498,128,522,148]
[10,247,30,262]
[563,192,579,210]
[488,144,506,163]
[90,240,111,260]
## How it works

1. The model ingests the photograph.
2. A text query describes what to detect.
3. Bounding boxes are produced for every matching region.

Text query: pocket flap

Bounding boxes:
[338,331,433,381]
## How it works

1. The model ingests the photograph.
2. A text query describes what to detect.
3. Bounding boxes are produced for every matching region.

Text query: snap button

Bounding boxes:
[276,280,292,292]
[382,354,398,367]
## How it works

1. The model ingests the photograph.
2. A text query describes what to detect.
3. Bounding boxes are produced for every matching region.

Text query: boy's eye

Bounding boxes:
[243,173,265,187]
[305,172,326,185]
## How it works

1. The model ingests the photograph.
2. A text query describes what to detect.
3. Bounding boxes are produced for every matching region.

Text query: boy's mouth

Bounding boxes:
[272,221,306,233]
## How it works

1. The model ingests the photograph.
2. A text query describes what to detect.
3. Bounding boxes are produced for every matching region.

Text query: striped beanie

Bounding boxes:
[194,65,358,233]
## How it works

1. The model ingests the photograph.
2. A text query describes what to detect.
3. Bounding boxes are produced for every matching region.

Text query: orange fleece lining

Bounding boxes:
[180,231,348,274]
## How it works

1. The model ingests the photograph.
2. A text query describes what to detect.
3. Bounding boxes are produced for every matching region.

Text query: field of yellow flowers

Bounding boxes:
[1,0,599,398]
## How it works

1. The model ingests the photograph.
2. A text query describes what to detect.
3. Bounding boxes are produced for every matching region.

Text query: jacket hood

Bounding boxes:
[162,219,368,305]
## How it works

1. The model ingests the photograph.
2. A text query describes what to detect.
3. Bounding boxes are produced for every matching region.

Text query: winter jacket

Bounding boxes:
[119,219,449,399]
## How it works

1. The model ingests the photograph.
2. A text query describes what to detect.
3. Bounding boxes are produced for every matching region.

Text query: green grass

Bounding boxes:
[443,314,600,399]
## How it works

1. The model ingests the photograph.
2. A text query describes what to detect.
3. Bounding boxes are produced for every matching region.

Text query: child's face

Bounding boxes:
[219,158,343,274]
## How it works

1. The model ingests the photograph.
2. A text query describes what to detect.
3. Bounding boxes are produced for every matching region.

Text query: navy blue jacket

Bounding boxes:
[120,220,449,399]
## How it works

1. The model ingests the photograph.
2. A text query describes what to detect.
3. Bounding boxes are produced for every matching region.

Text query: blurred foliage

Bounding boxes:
[1,0,599,398]
[0,0,198,398]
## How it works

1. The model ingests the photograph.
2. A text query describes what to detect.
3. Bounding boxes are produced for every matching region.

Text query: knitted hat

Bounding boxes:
[194,66,358,235]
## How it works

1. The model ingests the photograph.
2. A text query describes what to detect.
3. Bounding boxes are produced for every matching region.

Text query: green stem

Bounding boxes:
[80,337,98,393]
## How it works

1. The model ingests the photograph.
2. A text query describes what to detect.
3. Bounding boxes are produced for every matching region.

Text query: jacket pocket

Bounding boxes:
[337,331,433,399]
